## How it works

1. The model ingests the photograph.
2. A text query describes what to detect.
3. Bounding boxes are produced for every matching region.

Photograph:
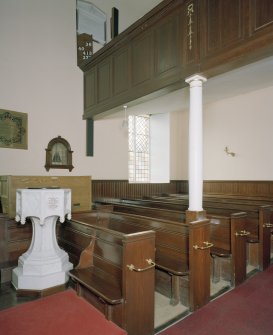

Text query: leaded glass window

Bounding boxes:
[128,115,150,182]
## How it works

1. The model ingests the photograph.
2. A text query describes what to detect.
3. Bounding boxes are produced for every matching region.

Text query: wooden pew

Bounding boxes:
[204,201,271,271]
[58,210,211,312]
[208,212,248,286]
[71,211,189,307]
[200,193,273,266]
[147,194,272,271]
[0,214,32,283]
[94,201,185,222]
[61,218,155,335]
[95,199,248,286]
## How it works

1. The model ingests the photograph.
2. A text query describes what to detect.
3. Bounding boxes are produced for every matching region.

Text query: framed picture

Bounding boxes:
[0,109,28,149]
[45,136,74,171]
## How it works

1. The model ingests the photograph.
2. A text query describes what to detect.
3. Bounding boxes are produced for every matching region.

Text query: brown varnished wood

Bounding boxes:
[148,194,273,271]
[92,180,273,200]
[71,211,190,278]
[69,222,155,335]
[189,219,211,311]
[100,197,251,286]
[98,201,185,222]
[75,233,96,269]
[202,180,273,197]
[0,215,32,265]
[61,209,211,311]
[259,206,272,271]
[92,180,184,199]
[230,214,248,286]
[83,0,273,118]
[0,175,92,218]
[123,234,155,335]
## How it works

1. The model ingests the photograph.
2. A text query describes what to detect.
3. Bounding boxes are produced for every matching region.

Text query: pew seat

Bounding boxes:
[70,267,123,305]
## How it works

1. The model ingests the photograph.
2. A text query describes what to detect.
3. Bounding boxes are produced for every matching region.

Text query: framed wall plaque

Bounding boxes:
[0,109,28,149]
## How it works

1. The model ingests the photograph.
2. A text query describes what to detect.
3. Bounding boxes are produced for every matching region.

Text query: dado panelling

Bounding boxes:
[131,31,153,87]
[250,0,273,35]
[92,180,185,200]
[203,180,273,197]
[113,47,130,96]
[92,180,273,200]
[97,60,111,103]
[154,13,180,79]
[84,69,96,110]
[199,0,273,73]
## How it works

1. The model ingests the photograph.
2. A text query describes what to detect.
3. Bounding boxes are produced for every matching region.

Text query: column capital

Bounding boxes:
[185,74,207,87]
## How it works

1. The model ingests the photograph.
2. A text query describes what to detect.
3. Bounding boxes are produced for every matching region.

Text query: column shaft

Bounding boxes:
[185,74,207,211]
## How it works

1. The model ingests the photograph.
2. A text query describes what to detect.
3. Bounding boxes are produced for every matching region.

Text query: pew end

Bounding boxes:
[67,222,156,335]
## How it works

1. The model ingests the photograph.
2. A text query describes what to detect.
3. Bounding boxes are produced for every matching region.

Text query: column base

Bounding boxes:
[185,210,206,223]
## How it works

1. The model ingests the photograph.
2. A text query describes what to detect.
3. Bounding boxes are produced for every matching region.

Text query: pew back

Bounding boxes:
[95,198,249,285]
[147,194,272,270]
[73,211,189,275]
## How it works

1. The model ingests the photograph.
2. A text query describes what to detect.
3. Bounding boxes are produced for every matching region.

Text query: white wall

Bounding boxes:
[170,109,188,180]
[0,0,84,176]
[150,113,170,183]
[170,85,273,181]
[1,0,273,181]
[203,85,273,180]
[0,0,157,178]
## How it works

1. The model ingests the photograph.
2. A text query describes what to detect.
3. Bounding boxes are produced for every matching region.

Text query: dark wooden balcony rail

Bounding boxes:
[82,0,273,119]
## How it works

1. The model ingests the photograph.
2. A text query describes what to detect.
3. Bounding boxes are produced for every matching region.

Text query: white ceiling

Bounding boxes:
[109,55,273,118]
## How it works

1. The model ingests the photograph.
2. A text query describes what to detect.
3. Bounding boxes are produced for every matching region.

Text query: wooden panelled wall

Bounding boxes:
[83,0,273,118]
[92,180,273,200]
[92,180,185,200]
[203,181,273,197]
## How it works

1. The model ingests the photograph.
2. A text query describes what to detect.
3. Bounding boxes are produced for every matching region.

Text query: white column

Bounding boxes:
[185,74,207,211]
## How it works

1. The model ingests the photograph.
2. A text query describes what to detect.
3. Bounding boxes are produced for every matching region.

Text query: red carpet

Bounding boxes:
[160,265,273,335]
[0,289,127,335]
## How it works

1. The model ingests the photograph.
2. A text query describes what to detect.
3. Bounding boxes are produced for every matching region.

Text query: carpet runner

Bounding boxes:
[0,289,126,335]
[159,265,273,335]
